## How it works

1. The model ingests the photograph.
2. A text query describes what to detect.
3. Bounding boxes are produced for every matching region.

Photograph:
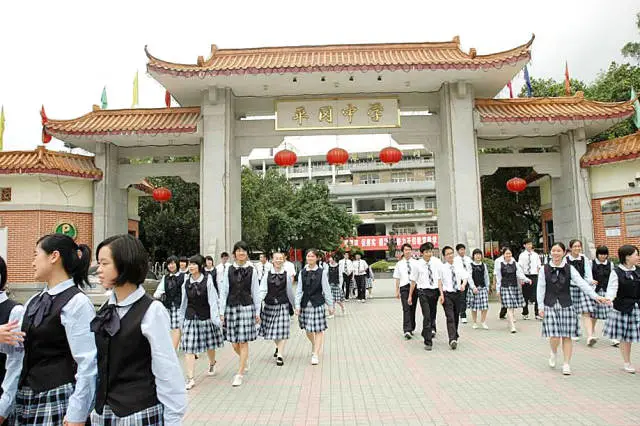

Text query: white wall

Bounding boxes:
[590,159,640,195]
[0,175,93,208]
[127,191,140,220]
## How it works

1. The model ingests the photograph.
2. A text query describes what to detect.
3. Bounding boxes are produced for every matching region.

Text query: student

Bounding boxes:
[353,253,369,303]
[338,252,354,301]
[454,244,473,324]
[179,254,223,390]
[204,255,215,273]
[440,246,472,350]
[255,254,272,282]
[518,239,542,320]
[90,234,186,424]
[366,265,375,299]
[283,254,297,284]
[154,255,185,349]
[295,249,334,365]
[215,252,230,290]
[494,245,509,320]
[10,234,97,425]
[408,242,445,351]
[566,239,597,344]
[603,244,640,374]
[393,244,419,339]
[537,242,609,375]
[259,252,294,366]
[178,256,189,274]
[326,255,346,316]
[590,245,613,347]
[469,249,490,329]
[219,241,261,387]
[496,247,531,334]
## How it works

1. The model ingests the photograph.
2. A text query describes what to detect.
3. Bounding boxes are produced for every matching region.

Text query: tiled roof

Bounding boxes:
[44,107,201,136]
[132,179,155,195]
[475,92,636,123]
[0,146,103,179]
[581,131,640,167]
[146,36,533,77]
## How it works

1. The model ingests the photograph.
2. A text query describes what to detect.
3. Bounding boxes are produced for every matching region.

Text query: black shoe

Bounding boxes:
[431,330,436,337]
[424,343,433,351]
[404,332,412,340]
[449,340,458,350]
[276,356,284,366]
[274,348,278,358]
[410,331,415,336]
[195,354,199,360]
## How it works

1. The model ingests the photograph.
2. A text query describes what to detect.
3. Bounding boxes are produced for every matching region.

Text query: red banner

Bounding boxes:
[342,233,438,251]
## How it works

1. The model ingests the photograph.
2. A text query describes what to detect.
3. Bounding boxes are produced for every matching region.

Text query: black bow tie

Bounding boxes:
[27,292,53,328]
[188,278,202,297]
[90,304,121,337]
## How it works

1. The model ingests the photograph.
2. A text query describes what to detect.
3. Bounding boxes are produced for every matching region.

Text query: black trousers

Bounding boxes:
[459,287,468,318]
[522,274,539,316]
[399,285,417,333]
[417,288,439,345]
[343,273,352,299]
[355,274,367,300]
[444,291,461,343]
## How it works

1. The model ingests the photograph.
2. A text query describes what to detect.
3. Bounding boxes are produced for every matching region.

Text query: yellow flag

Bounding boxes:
[0,106,5,151]
[132,71,139,108]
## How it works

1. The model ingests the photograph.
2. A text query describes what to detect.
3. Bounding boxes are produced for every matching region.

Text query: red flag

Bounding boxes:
[507,81,514,98]
[165,90,171,108]
[40,105,48,125]
[564,61,571,96]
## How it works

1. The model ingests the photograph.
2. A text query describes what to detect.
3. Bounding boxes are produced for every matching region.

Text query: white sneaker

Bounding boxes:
[510,326,517,334]
[232,374,243,387]
[311,354,319,365]
[472,323,479,329]
[624,363,636,374]
[611,339,620,347]
[327,314,335,319]
[548,353,556,369]
[522,315,529,320]
[185,378,195,390]
[207,362,217,376]
[482,323,489,330]
[571,336,580,342]
[562,364,572,375]
[461,317,468,324]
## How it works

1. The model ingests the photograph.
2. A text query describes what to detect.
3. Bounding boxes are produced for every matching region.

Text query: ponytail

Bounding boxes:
[36,234,91,289]
[72,244,91,288]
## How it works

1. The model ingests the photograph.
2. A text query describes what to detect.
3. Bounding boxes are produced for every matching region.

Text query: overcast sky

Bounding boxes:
[0,0,637,152]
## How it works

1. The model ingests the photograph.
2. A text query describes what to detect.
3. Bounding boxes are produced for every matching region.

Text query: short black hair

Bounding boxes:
[595,246,609,256]
[523,238,533,245]
[166,255,179,265]
[179,256,188,265]
[472,248,483,258]
[419,242,434,253]
[551,241,566,252]
[189,254,205,272]
[501,247,513,256]
[401,243,412,251]
[205,255,214,263]
[306,248,320,259]
[618,245,638,265]
[441,246,454,256]
[0,255,7,291]
[97,234,149,286]
[455,244,466,251]
[233,241,249,254]
[569,239,582,249]
[220,252,229,258]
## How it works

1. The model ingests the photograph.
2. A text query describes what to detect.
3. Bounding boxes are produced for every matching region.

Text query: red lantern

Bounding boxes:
[152,187,172,203]
[506,177,527,193]
[379,146,402,165]
[326,147,349,165]
[42,128,52,144]
[274,149,297,167]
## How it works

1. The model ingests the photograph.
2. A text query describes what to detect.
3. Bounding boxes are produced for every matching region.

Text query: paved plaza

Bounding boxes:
[183,280,640,425]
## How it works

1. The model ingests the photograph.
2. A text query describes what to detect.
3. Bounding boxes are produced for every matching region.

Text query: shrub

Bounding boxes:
[370,259,396,272]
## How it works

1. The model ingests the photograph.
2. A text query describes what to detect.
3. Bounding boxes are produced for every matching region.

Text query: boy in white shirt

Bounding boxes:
[454,244,473,324]
[440,246,476,350]
[393,244,419,339]
[518,239,542,320]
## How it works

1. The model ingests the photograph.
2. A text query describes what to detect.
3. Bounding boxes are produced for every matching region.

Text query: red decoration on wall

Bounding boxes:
[41,128,52,144]
[326,147,349,165]
[506,177,527,193]
[379,146,402,164]
[40,105,48,125]
[274,149,297,167]
[152,187,172,203]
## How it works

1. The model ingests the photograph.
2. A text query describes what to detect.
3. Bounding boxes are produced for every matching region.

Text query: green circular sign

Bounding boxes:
[54,222,77,239]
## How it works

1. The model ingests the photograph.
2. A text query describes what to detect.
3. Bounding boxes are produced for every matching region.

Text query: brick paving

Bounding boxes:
[183,280,640,425]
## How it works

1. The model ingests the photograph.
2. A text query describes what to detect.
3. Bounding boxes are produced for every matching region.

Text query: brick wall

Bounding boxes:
[592,196,640,257]
[128,219,139,237]
[0,210,93,284]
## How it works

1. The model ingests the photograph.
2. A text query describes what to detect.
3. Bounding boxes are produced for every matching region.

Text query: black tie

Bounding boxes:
[451,265,457,290]
[406,261,411,285]
[427,263,433,286]
[90,304,121,337]
[27,292,53,328]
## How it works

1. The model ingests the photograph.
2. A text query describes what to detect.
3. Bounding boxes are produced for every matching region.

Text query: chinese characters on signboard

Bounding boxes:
[342,233,438,251]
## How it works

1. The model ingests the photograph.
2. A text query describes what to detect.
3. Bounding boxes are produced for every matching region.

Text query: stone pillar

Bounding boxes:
[93,143,128,250]
[308,158,312,181]
[262,160,266,177]
[435,82,483,249]
[414,197,426,210]
[351,198,357,213]
[551,129,595,255]
[332,165,336,184]
[384,198,392,211]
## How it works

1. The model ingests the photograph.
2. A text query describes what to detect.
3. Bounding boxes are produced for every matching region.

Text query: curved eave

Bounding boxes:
[581,152,640,167]
[0,168,102,180]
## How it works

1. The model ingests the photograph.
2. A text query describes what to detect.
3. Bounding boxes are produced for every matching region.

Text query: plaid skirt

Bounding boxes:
[224,305,257,343]
[570,285,595,314]
[470,287,489,311]
[500,285,524,309]
[542,302,580,338]
[330,283,344,303]
[91,403,164,425]
[604,305,640,342]
[591,289,612,320]
[366,278,374,289]
[14,382,75,425]
[465,287,474,309]
[299,303,327,333]
[260,303,291,341]
[166,305,180,330]
[180,317,224,354]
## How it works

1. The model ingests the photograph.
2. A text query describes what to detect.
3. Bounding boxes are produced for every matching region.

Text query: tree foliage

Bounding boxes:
[621,12,640,61]
[518,77,588,98]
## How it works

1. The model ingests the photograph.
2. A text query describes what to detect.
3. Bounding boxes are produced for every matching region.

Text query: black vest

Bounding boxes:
[328,265,340,284]
[300,268,325,307]
[612,267,640,314]
[501,262,518,287]
[471,264,486,288]
[265,271,288,305]
[162,273,184,309]
[185,272,211,320]
[0,298,19,397]
[95,295,159,417]
[227,265,254,307]
[543,264,572,308]
[591,261,611,293]
[20,286,81,393]
[567,256,585,279]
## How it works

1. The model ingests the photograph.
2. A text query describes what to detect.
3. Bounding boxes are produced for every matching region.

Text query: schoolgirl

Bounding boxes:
[566,239,597,344]
[259,252,294,366]
[90,234,186,424]
[219,241,261,387]
[153,255,185,349]
[327,255,346,316]
[590,245,613,346]
[296,249,335,365]
[495,247,532,334]
[204,255,215,273]
[366,265,375,299]
[603,244,640,374]
[178,256,189,274]
[537,242,609,375]
[179,254,223,390]
[469,249,490,330]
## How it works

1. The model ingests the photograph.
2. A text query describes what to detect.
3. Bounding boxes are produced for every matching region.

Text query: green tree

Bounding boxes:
[622,12,640,61]
[517,77,588,98]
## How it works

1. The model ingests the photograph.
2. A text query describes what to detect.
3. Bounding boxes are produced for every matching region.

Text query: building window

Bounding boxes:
[425,225,438,233]
[360,173,380,185]
[425,197,437,209]
[391,198,414,211]
[392,223,417,235]
[391,172,415,183]
[0,188,11,202]
[424,169,435,181]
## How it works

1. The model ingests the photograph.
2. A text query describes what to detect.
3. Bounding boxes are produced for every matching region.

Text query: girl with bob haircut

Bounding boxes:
[9,234,97,425]
[590,245,613,346]
[537,241,609,376]
[495,247,532,334]
[603,244,640,374]
[91,234,186,424]
[219,241,261,387]
[296,249,334,366]
[566,239,597,344]
[154,255,185,349]
[469,249,491,330]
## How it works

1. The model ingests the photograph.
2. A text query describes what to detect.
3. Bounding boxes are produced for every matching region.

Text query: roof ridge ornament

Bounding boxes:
[469,48,477,59]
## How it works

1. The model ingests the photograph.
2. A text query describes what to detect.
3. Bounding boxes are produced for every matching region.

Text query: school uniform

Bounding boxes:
[295,265,334,333]
[0,292,24,423]
[12,279,97,425]
[327,263,345,303]
[366,267,375,290]
[154,272,185,329]
[179,272,224,354]
[219,262,261,343]
[604,265,640,342]
[537,260,598,338]
[494,256,508,319]
[255,261,272,283]
[496,259,527,309]
[393,257,420,334]
[409,257,441,346]
[90,286,186,425]
[439,262,471,343]
[215,262,230,289]
[338,258,354,300]
[591,259,613,320]
[518,249,541,316]
[353,259,369,301]
[259,267,295,341]
[454,255,473,316]
[566,254,596,314]
[469,262,490,311]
